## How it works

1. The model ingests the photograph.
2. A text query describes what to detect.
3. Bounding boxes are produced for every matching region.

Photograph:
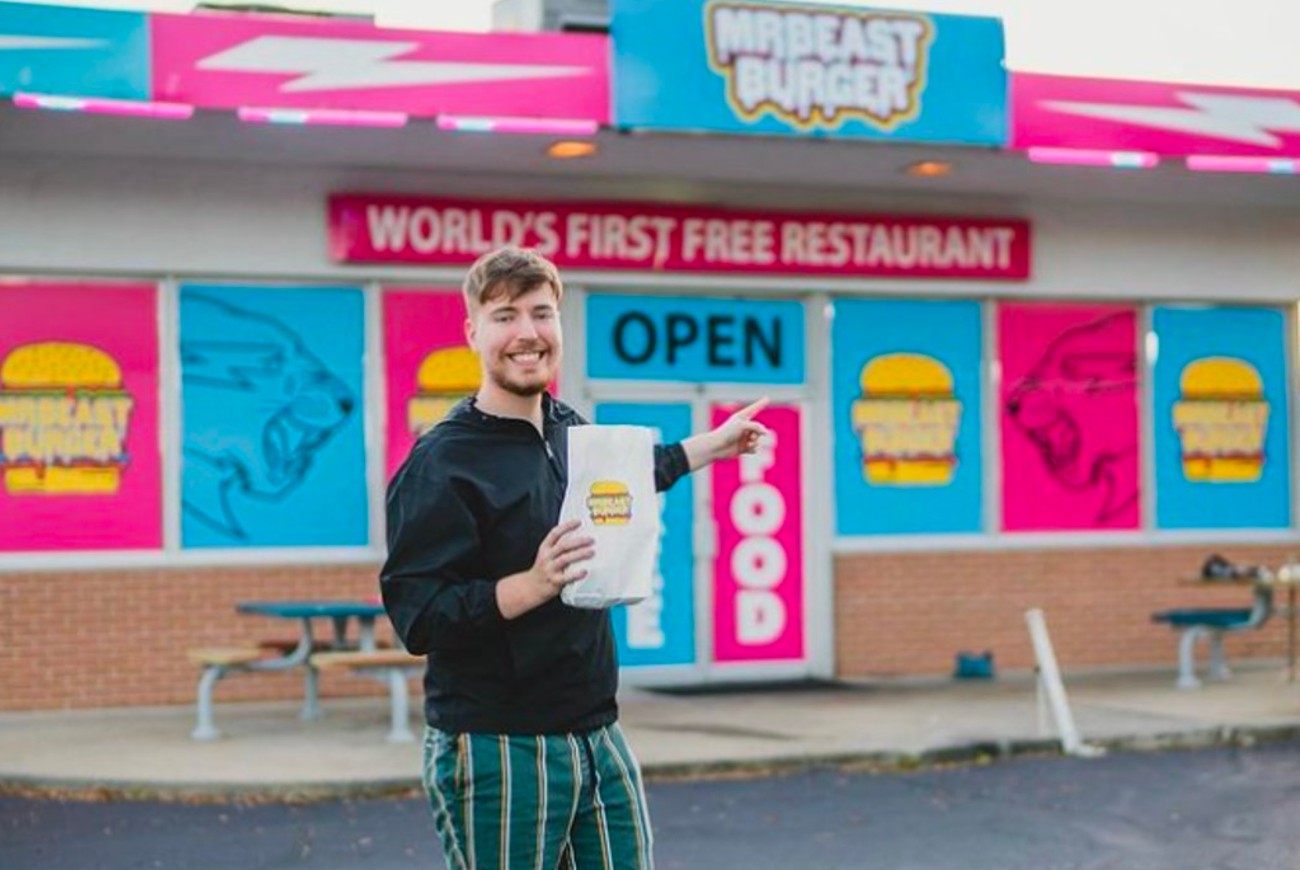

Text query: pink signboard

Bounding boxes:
[1013,72,1300,158]
[382,289,476,480]
[150,12,609,121]
[999,303,1140,532]
[0,282,161,552]
[331,195,1031,280]
[712,403,804,664]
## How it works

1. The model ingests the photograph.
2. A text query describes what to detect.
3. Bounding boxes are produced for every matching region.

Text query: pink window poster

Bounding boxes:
[0,282,161,552]
[999,303,1140,532]
[383,290,477,480]
[711,403,805,664]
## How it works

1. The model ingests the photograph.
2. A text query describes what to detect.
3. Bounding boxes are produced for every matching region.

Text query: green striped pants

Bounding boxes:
[423,723,654,870]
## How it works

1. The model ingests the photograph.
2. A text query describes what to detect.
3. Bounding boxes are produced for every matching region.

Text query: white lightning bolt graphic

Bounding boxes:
[0,36,107,50]
[1043,93,1300,147]
[197,36,590,93]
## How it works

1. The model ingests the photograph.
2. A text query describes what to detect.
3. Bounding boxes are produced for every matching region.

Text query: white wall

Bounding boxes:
[3,154,1300,305]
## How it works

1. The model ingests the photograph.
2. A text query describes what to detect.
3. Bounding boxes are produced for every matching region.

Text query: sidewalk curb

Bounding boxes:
[3,724,1297,804]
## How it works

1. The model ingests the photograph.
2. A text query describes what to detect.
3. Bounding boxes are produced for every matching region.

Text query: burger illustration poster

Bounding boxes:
[851,353,962,487]
[1153,306,1290,530]
[832,299,983,535]
[383,290,479,479]
[0,283,161,552]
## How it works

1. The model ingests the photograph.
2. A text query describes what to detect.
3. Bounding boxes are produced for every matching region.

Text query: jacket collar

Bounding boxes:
[459,391,573,431]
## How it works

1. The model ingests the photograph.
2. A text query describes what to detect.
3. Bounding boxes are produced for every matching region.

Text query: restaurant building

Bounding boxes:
[2,0,1298,712]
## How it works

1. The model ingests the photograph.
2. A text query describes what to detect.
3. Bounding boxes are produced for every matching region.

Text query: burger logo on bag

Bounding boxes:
[1172,357,1270,482]
[407,346,481,436]
[587,480,633,525]
[0,341,135,495]
[850,352,961,486]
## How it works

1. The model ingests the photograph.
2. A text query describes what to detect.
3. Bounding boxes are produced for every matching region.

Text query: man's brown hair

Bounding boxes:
[463,246,563,312]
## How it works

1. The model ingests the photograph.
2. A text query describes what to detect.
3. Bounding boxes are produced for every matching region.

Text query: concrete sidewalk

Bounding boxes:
[2,664,1298,801]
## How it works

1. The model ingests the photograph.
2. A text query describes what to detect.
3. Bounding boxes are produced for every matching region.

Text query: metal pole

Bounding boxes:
[1025,608,1104,758]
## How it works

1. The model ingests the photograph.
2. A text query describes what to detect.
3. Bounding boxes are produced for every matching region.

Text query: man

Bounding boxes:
[381,246,768,870]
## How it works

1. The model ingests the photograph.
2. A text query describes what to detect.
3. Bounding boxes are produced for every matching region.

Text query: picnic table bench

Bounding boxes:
[189,600,420,741]
[1153,580,1274,689]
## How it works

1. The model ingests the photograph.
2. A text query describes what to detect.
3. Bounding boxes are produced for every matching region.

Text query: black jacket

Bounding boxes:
[381,393,690,734]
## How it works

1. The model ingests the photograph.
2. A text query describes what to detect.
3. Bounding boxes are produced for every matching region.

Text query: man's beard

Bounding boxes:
[490,366,550,397]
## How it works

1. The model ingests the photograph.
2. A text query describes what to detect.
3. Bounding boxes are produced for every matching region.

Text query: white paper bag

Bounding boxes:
[559,425,660,609]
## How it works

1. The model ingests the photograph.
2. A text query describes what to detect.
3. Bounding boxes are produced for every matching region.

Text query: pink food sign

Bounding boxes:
[330,194,1032,280]
[151,12,609,120]
[712,403,804,664]
[382,290,474,480]
[1013,72,1300,158]
[999,303,1140,532]
[0,282,161,552]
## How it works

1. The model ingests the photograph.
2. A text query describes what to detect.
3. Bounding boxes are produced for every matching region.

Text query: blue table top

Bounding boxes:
[237,600,386,619]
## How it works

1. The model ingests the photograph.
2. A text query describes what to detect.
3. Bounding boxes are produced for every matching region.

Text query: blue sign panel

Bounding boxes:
[598,402,697,668]
[832,298,983,535]
[0,2,149,100]
[612,0,1007,146]
[180,284,369,549]
[587,293,804,384]
[1153,306,1291,530]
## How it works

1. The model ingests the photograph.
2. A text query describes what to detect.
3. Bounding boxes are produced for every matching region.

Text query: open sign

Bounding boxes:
[586,294,805,384]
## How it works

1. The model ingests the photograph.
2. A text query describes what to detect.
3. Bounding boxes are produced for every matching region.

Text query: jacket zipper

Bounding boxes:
[540,429,563,480]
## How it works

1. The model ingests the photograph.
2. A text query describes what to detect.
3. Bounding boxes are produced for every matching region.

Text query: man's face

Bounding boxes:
[466,283,562,397]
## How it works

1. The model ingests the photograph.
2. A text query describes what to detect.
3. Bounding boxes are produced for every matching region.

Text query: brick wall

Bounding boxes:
[0,564,395,711]
[3,544,1295,710]
[835,544,1296,678]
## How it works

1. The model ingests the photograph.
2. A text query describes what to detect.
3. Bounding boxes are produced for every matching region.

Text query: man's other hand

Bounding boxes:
[684,397,773,471]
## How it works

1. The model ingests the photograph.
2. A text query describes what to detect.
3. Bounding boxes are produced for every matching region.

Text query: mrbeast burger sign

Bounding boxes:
[612,0,1008,146]
[706,3,932,131]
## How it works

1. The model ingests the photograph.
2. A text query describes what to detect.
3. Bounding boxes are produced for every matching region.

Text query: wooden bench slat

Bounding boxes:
[188,647,266,666]
[310,650,423,670]
[257,638,360,654]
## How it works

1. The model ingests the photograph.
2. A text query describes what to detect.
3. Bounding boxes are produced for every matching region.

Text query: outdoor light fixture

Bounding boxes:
[905,160,953,178]
[1027,147,1159,169]
[237,106,409,128]
[437,114,600,136]
[545,140,599,159]
[1185,155,1300,175]
[14,92,194,120]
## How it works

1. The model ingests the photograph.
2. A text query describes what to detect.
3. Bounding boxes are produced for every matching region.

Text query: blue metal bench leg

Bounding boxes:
[385,669,414,744]
[1177,627,1205,690]
[192,666,226,740]
[301,666,323,721]
[1208,633,1231,680]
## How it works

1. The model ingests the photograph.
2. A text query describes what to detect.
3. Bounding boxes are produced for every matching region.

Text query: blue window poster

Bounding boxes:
[832,298,983,535]
[586,293,805,384]
[596,402,696,668]
[1153,306,1291,530]
[179,284,369,549]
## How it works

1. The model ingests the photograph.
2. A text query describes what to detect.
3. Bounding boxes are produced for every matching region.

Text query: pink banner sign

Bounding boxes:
[712,403,804,664]
[0,282,161,552]
[330,194,1031,280]
[150,12,609,121]
[382,289,475,480]
[999,303,1140,532]
[1013,72,1300,158]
